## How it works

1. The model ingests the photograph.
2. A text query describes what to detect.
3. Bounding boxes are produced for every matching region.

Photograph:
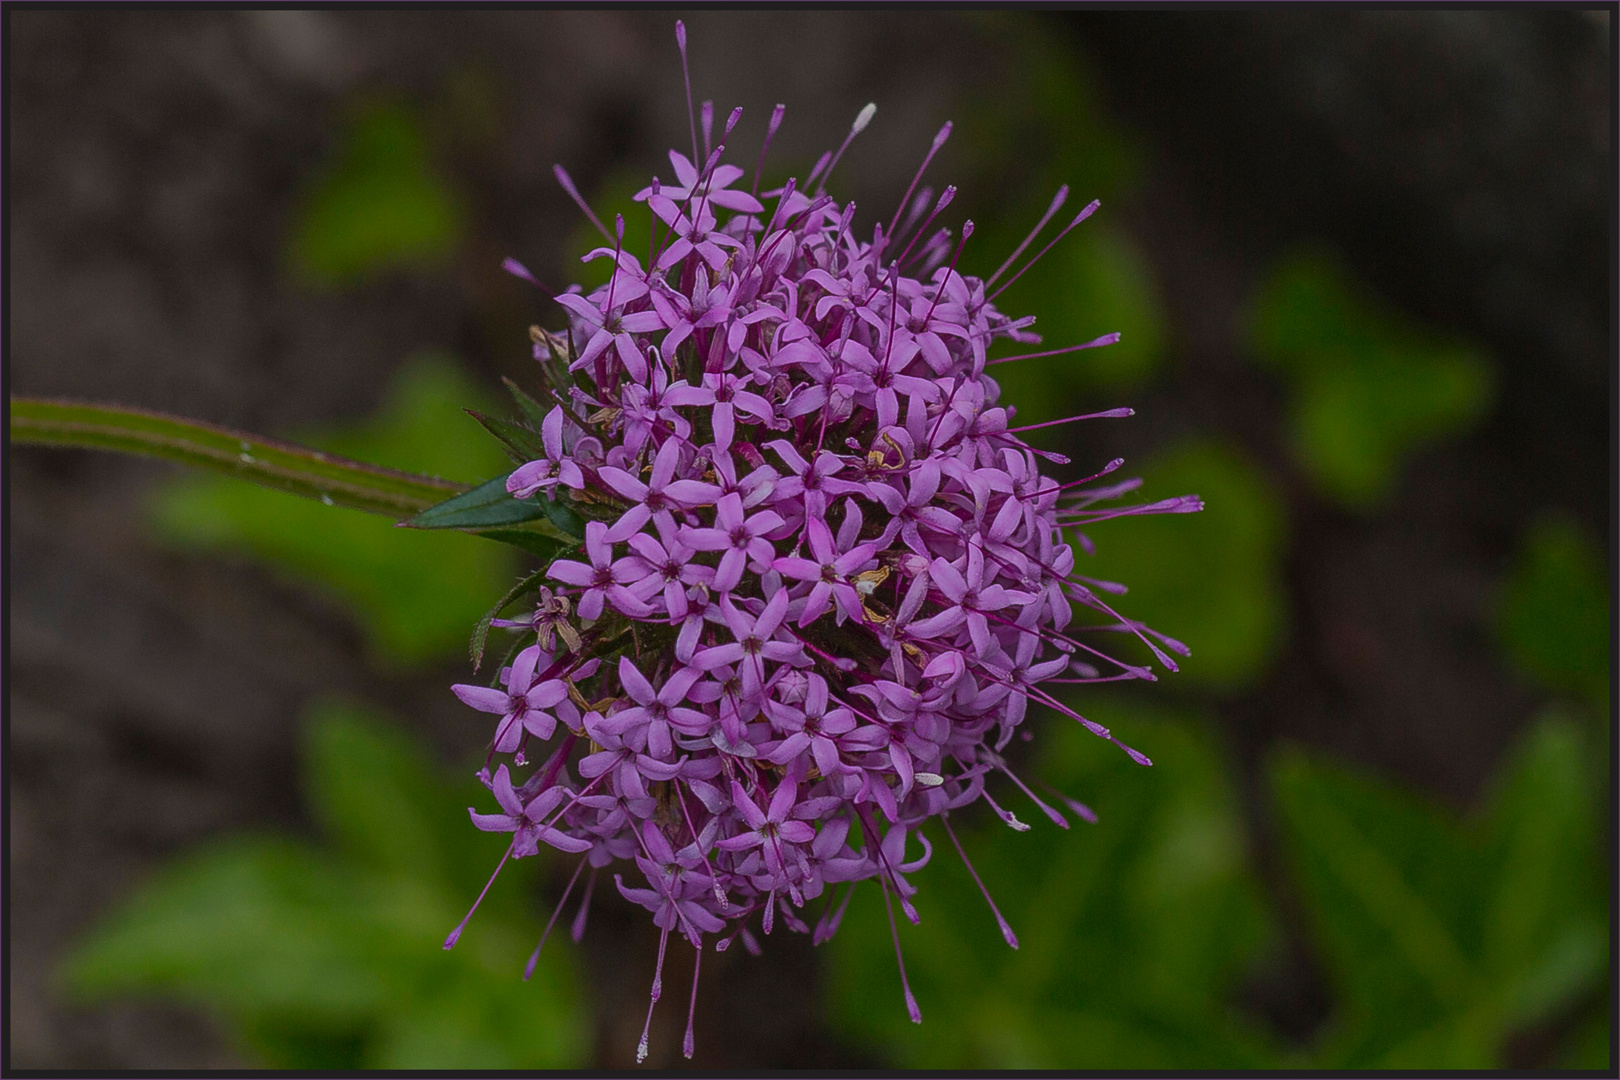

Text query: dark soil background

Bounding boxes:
[7,9,1612,1070]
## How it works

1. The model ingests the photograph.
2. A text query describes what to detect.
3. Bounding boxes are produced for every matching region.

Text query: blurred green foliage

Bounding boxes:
[1249,254,1496,510]
[1496,511,1611,709]
[1272,710,1607,1068]
[150,354,519,665]
[291,101,465,287]
[1082,440,1289,692]
[828,697,1277,1069]
[827,703,1607,1070]
[61,700,590,1069]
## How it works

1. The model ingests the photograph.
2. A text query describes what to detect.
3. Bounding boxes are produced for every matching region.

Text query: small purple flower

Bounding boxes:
[452,646,570,751]
[547,521,657,621]
[681,492,785,593]
[772,517,880,627]
[598,436,722,543]
[469,764,593,857]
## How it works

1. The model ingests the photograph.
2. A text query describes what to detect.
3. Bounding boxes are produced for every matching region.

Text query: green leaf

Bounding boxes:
[1495,512,1611,707]
[1248,254,1495,510]
[290,101,465,288]
[149,355,519,664]
[468,567,552,670]
[1271,712,1608,1068]
[464,409,550,464]
[502,376,554,430]
[1478,710,1606,1024]
[826,698,1278,1069]
[1081,439,1289,691]
[471,527,572,562]
[11,396,465,519]
[406,475,551,530]
[60,701,590,1069]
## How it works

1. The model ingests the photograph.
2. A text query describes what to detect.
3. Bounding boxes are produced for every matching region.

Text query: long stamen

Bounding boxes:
[889,186,933,254]
[856,805,920,924]
[815,103,877,195]
[918,220,973,329]
[893,186,956,270]
[987,332,1122,366]
[524,856,587,979]
[501,257,553,296]
[940,814,1018,948]
[553,164,613,243]
[1002,407,1134,434]
[888,121,953,239]
[674,780,729,908]
[989,198,1100,301]
[683,941,703,1059]
[1039,780,1099,823]
[986,751,1069,828]
[700,99,714,157]
[604,214,626,312]
[804,150,833,190]
[675,21,697,165]
[570,866,599,942]
[1054,459,1128,493]
[444,842,513,949]
[986,184,1069,287]
[980,786,1031,832]
[752,103,786,197]
[637,926,671,1064]
[879,874,923,1024]
[813,879,858,945]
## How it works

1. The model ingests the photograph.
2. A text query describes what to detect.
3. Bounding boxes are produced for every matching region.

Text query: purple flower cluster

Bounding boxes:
[446,23,1199,1063]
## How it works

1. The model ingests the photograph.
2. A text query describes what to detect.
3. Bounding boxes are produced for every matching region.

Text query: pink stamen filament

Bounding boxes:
[940,814,1019,948]
[987,332,1122,366]
[524,856,588,979]
[989,198,1100,302]
[986,184,1069,287]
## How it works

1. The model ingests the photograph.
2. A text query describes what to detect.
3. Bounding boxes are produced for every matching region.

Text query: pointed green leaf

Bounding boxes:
[406,474,572,537]
[470,527,571,562]
[290,102,464,288]
[502,376,553,430]
[1479,711,1606,1024]
[1248,254,1495,510]
[464,409,549,463]
[12,396,466,518]
[1495,512,1610,707]
[1271,748,1482,1065]
[60,701,590,1068]
[469,567,552,669]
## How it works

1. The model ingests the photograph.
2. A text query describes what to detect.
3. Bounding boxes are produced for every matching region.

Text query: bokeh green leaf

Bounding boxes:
[150,354,519,664]
[1249,254,1495,510]
[1495,511,1611,709]
[291,101,465,287]
[61,700,589,1069]
[1272,711,1606,1068]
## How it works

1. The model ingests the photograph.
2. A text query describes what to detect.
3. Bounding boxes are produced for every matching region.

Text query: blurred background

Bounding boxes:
[8,9,1612,1070]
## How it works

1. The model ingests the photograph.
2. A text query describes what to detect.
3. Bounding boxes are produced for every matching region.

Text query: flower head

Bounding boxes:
[448,21,1198,1063]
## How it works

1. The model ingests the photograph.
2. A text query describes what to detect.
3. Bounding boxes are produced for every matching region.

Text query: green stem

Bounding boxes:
[10,396,467,518]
